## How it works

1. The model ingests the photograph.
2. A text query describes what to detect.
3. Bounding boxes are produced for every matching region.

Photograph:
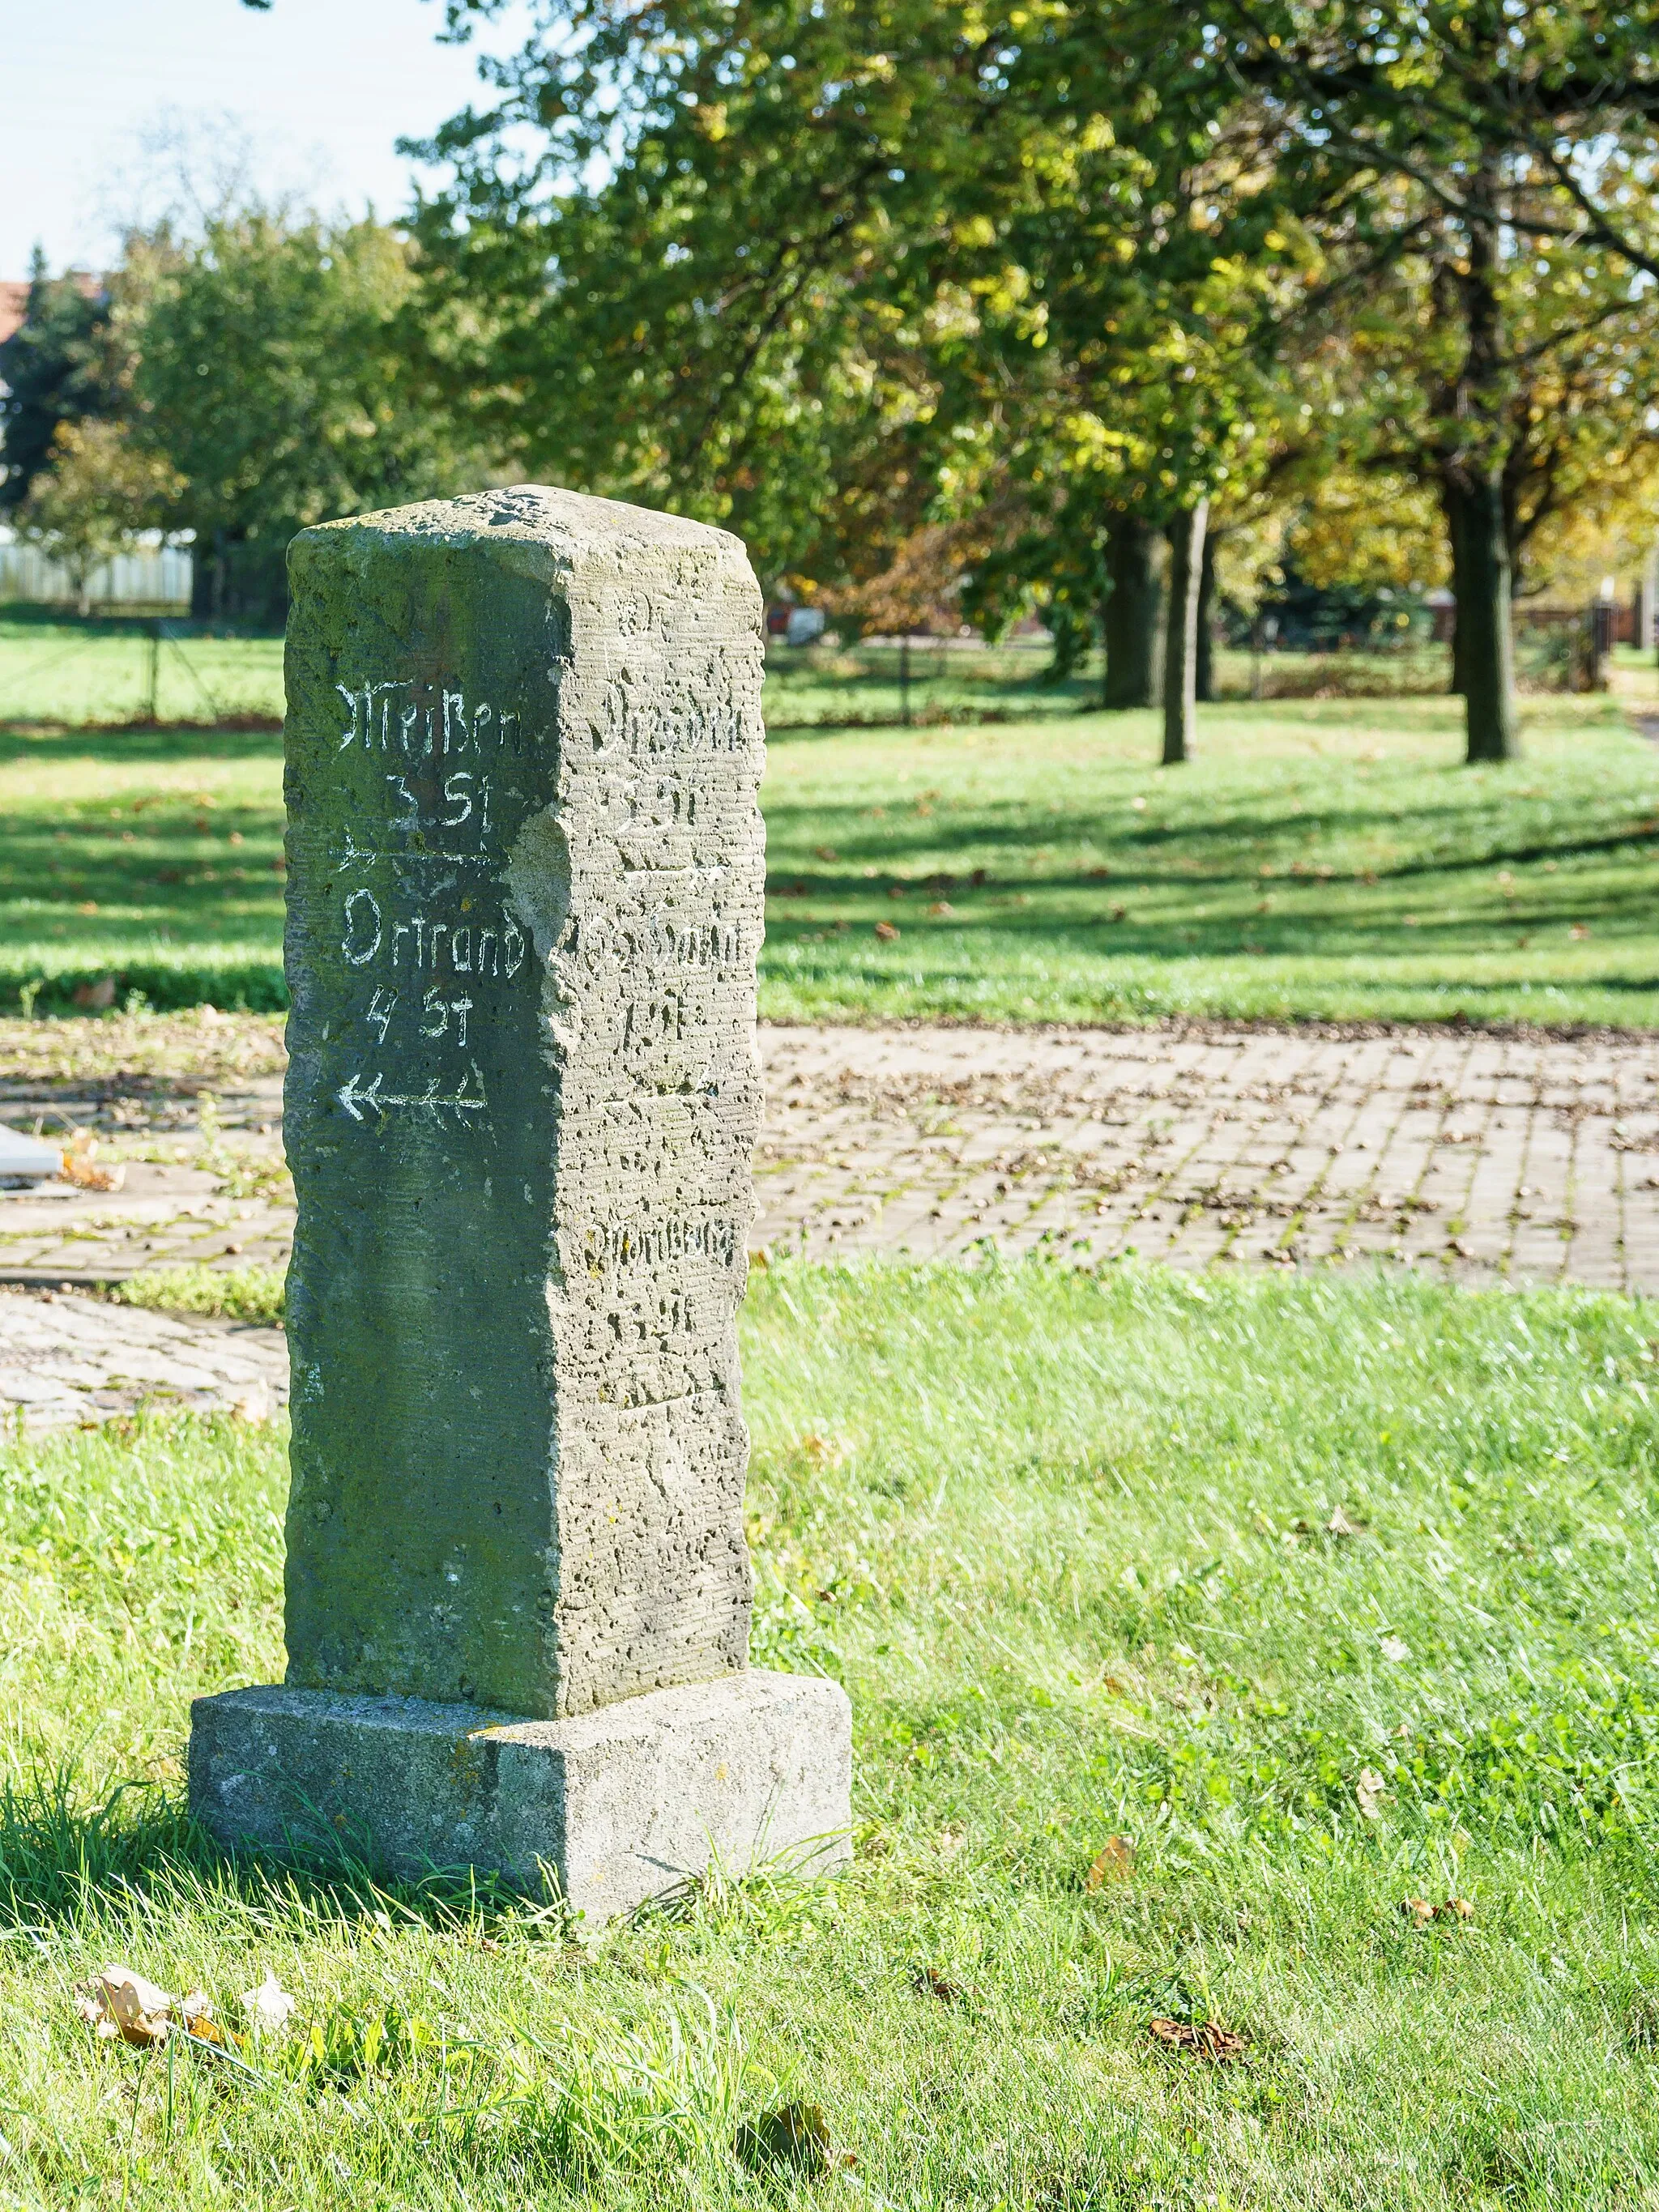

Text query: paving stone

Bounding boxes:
[0,1287,287,1430]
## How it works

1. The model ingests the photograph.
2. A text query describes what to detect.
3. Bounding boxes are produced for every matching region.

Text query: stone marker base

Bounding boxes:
[190,1669,852,1927]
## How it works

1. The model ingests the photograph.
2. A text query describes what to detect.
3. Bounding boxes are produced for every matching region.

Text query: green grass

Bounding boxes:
[5,1262,1659,2203]
[114,1263,288,1326]
[4,620,1658,1025]
[0,606,286,728]
[761,692,1659,1025]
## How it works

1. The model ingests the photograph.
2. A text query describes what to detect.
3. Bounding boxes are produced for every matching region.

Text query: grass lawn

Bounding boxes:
[0,609,286,731]
[2,1261,1659,2205]
[2,671,1657,1024]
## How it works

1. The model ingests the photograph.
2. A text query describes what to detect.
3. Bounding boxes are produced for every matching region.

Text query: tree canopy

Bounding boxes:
[18,2,1659,749]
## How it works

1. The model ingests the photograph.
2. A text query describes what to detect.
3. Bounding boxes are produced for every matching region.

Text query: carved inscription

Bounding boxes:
[318,686,548,1137]
[336,679,532,757]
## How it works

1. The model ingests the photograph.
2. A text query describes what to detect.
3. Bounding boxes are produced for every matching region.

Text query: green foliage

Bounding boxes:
[3,1267,1659,2201]
[128,215,488,617]
[0,259,129,511]
[415,0,1022,590]
[14,420,183,616]
[415,1,1659,765]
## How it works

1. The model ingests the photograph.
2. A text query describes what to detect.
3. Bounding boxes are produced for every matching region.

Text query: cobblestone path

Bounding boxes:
[0,1288,287,1430]
[0,1025,1655,1424]
[754,1025,1659,1287]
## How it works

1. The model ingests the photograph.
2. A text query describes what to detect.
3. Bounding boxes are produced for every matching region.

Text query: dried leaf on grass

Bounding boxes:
[1354,1767,1388,1819]
[75,1965,222,2049]
[1401,1896,1474,1928]
[736,2101,855,2178]
[912,1965,962,2004]
[179,1995,224,2048]
[241,1970,298,2037]
[1085,1835,1136,1889]
[75,1966,175,2048]
[1147,2017,1247,2063]
[1290,1507,1367,1540]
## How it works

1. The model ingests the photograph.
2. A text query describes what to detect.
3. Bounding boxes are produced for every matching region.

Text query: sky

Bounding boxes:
[2,0,531,277]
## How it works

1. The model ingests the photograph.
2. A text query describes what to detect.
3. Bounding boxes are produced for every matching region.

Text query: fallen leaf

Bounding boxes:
[1400,1896,1435,1929]
[75,1965,177,2048]
[736,2101,854,2177]
[240,1971,299,2037]
[1379,1634,1410,1663]
[912,1965,961,2004]
[1355,1767,1388,1819]
[873,920,899,942]
[1147,2017,1247,2062]
[178,1993,225,2047]
[1437,1897,1475,1922]
[1326,1507,1365,1538]
[928,900,955,917]
[59,1131,125,1192]
[1085,1836,1136,1890]
[812,845,838,862]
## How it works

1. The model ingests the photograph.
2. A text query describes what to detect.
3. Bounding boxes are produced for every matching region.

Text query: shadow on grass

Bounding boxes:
[0,1766,557,1933]
[763,793,1659,884]
[0,722,283,768]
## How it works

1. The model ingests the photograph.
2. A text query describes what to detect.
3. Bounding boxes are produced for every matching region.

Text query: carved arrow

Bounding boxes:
[336,1063,487,1123]
[338,827,490,869]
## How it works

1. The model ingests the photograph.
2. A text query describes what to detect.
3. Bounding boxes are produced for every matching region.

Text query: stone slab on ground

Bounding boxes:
[3,1024,1659,1294]
[190,1669,853,1918]
[0,1286,287,1429]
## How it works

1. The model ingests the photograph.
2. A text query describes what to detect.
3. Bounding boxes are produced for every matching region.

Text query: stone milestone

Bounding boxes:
[189,486,851,1921]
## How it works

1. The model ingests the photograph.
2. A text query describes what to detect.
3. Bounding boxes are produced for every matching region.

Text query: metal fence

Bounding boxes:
[0,540,192,610]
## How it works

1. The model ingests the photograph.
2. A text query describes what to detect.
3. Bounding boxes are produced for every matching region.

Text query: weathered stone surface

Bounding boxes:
[188,484,851,1911]
[279,487,766,1720]
[189,1671,852,1921]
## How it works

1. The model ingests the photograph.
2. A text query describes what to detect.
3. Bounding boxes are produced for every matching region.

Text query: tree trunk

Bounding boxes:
[1195,530,1217,703]
[1444,486,1469,697]
[1444,469,1516,762]
[1451,159,1516,761]
[1162,498,1209,766]
[1101,511,1163,709]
